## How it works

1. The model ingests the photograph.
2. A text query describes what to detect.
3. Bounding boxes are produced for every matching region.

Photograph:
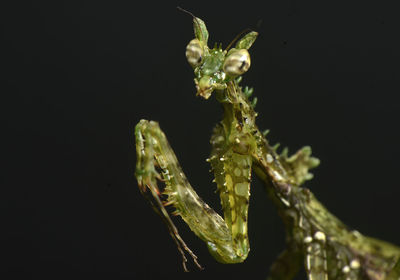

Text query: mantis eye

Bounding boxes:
[223,49,251,77]
[186,39,204,67]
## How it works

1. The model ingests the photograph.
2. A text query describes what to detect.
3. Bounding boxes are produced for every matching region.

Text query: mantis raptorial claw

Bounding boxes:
[135,120,204,271]
[134,11,400,279]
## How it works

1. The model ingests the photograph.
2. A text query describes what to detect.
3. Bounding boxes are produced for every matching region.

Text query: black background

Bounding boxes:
[3,0,400,278]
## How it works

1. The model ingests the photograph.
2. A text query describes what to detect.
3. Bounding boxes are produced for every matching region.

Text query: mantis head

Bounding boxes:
[184,13,258,99]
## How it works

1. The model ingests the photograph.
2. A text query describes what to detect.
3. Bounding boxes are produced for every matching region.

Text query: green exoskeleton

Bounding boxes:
[135,12,400,279]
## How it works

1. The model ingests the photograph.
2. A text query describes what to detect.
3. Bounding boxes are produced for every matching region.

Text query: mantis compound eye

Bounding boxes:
[186,39,204,67]
[223,49,251,77]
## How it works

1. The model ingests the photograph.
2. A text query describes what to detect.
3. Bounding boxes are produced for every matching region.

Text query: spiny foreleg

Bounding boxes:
[135,119,250,270]
[135,119,202,271]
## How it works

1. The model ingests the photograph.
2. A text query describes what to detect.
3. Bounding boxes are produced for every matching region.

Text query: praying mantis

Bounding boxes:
[134,11,400,279]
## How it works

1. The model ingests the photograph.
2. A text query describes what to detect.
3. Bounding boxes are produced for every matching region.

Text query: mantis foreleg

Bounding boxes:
[135,120,202,271]
[135,119,253,269]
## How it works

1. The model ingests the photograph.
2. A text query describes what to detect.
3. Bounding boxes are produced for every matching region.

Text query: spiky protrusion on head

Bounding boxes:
[180,8,258,99]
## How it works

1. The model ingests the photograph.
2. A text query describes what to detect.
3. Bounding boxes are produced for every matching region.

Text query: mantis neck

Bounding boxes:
[216,81,257,135]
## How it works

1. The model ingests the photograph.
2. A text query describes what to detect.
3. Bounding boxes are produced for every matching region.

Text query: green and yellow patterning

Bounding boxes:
[135,11,400,279]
